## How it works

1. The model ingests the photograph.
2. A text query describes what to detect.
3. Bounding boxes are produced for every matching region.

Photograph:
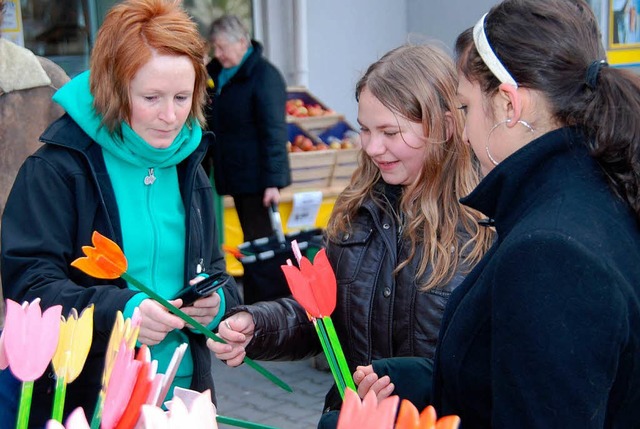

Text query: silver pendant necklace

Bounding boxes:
[144,168,156,185]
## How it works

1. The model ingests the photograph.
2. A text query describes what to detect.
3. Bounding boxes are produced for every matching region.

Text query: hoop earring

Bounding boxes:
[485,119,535,166]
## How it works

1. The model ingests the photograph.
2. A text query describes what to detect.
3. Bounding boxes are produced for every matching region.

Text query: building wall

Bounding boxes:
[259,0,496,125]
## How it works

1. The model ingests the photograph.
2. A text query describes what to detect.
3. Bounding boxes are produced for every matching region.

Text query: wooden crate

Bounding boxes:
[330,148,359,189]
[286,86,344,129]
[288,150,337,190]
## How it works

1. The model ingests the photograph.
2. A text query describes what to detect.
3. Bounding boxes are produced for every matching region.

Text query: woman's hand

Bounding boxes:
[263,187,280,206]
[137,298,186,345]
[206,311,255,367]
[179,276,222,327]
[353,364,395,402]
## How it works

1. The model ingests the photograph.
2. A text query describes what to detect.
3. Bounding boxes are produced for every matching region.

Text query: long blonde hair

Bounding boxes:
[327,43,494,291]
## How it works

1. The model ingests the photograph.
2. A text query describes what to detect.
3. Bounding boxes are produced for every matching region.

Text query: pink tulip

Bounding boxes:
[101,340,142,429]
[3,298,62,381]
[0,327,8,369]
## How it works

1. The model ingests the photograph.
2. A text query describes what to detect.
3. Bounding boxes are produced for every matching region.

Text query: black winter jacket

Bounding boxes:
[232,183,472,412]
[204,40,291,196]
[432,127,640,427]
[0,114,241,427]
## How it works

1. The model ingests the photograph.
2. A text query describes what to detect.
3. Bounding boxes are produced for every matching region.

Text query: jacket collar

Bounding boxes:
[461,127,587,236]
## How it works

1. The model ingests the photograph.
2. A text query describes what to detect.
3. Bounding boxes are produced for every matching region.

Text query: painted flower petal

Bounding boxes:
[395,399,420,429]
[115,346,153,429]
[67,305,94,382]
[92,232,127,273]
[102,341,141,429]
[182,390,217,429]
[139,404,169,429]
[281,264,321,317]
[4,299,62,381]
[71,257,117,279]
[435,415,461,429]
[418,405,437,428]
[71,231,127,279]
[0,328,8,370]
[45,407,91,429]
[52,305,94,382]
[311,249,337,316]
[337,388,399,429]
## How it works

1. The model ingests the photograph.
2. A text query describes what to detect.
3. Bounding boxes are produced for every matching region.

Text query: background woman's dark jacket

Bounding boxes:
[204,40,291,196]
[229,182,472,412]
[1,114,241,427]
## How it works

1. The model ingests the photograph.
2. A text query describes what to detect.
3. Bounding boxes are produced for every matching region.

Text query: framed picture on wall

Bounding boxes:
[607,0,640,66]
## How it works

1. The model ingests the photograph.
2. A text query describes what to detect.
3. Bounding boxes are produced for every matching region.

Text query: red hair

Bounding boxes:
[90,0,207,134]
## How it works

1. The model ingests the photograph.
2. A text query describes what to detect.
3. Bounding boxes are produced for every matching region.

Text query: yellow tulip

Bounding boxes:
[52,305,94,383]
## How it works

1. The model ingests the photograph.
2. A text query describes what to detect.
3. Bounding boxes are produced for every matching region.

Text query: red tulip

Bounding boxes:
[281,249,336,317]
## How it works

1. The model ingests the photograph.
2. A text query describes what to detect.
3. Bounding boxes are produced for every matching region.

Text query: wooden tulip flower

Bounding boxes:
[1,298,62,429]
[281,246,355,397]
[51,306,95,422]
[336,388,400,429]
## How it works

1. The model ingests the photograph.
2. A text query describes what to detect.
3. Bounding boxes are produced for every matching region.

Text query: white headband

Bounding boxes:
[472,13,518,88]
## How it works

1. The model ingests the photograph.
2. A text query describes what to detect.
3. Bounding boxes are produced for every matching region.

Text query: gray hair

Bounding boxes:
[208,15,249,43]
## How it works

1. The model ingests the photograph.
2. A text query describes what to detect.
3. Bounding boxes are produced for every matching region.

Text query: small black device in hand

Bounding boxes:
[173,271,227,306]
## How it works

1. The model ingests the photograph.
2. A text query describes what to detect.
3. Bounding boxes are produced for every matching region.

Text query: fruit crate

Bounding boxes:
[330,148,359,189]
[286,86,344,129]
[288,149,337,190]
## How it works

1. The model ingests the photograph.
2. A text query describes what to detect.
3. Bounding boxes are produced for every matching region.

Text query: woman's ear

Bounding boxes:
[497,83,522,128]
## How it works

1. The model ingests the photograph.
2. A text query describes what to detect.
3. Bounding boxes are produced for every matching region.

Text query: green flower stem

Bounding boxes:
[321,316,356,391]
[90,391,104,429]
[121,272,292,393]
[314,318,346,397]
[216,414,280,429]
[52,375,66,422]
[16,380,34,429]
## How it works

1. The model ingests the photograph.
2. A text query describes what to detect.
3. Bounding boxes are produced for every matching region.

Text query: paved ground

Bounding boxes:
[212,356,334,429]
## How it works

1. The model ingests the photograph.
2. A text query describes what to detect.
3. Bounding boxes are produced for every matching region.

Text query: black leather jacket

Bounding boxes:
[1,114,241,426]
[234,183,471,411]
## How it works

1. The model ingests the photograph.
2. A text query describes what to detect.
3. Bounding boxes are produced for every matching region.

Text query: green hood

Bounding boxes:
[52,70,202,167]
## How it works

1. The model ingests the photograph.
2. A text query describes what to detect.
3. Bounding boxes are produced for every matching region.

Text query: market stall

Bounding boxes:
[222,87,360,275]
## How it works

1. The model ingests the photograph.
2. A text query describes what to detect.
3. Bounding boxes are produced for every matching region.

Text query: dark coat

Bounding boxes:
[230,183,472,412]
[204,40,291,196]
[1,114,241,427]
[431,127,640,428]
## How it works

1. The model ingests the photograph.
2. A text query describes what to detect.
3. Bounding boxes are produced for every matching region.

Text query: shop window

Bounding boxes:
[19,0,93,76]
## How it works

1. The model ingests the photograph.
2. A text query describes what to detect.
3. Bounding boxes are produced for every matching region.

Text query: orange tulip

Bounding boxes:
[395,401,461,429]
[336,388,399,429]
[71,231,127,279]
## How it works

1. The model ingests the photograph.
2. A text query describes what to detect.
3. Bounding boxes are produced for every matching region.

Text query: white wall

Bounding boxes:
[259,0,497,126]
